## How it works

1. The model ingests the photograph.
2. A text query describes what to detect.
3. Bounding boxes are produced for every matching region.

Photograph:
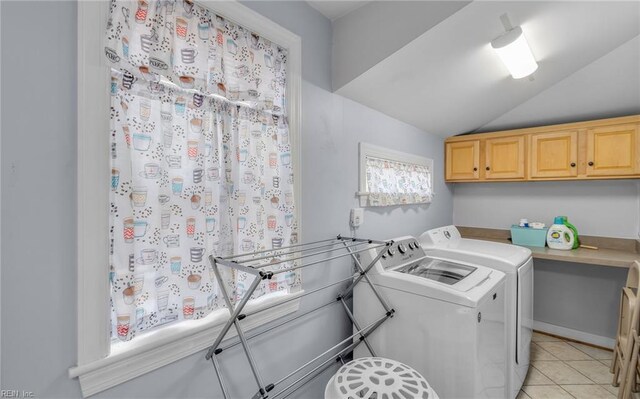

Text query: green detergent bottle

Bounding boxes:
[560,216,580,249]
[547,218,575,250]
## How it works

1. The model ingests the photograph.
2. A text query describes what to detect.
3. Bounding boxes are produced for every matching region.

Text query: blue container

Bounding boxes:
[510,225,548,248]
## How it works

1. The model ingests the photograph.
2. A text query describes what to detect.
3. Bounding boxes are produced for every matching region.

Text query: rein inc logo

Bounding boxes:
[1,391,34,398]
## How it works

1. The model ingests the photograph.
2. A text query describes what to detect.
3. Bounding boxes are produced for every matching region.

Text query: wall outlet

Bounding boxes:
[350,208,364,227]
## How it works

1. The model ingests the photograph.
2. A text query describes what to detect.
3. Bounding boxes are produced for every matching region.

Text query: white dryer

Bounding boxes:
[420,226,533,399]
[354,236,507,399]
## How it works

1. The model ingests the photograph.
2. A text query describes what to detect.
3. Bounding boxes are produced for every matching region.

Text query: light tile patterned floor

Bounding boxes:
[518,331,622,399]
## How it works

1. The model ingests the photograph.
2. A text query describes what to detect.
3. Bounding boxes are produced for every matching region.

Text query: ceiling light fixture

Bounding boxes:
[491,25,538,79]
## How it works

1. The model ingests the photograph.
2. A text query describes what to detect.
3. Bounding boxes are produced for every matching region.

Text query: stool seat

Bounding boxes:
[611,261,640,397]
[325,357,439,399]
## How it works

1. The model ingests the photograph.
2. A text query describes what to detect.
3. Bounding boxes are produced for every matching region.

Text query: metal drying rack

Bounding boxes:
[205,235,395,399]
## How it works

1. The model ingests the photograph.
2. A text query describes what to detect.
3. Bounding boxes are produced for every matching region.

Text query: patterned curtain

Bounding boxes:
[365,156,433,206]
[106,0,300,342]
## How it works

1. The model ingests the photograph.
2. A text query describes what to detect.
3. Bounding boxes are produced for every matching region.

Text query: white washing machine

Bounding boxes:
[420,226,533,399]
[354,236,507,399]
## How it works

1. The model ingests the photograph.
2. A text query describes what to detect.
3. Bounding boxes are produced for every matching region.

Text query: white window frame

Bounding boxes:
[357,142,434,207]
[69,2,302,396]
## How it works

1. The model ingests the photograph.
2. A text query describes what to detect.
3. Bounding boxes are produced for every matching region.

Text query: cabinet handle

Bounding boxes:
[473,167,478,171]
[588,161,594,166]
[570,163,576,167]
[486,166,490,171]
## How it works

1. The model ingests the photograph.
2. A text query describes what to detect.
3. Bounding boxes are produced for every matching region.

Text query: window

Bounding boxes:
[358,143,434,207]
[70,1,301,396]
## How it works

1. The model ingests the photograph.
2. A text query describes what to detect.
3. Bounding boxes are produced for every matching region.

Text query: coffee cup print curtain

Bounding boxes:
[105,0,286,108]
[106,0,300,342]
[365,156,433,206]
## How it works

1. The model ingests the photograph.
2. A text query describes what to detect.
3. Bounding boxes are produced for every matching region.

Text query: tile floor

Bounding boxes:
[518,331,634,399]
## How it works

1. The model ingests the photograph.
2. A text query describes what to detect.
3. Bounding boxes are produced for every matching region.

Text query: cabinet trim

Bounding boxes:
[447,115,640,142]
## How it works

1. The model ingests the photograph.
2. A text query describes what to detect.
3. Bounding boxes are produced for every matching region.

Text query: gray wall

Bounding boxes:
[455,31,640,342]
[453,180,639,340]
[452,165,639,342]
[0,1,452,398]
[453,180,640,238]
[1,1,79,397]
[533,259,627,340]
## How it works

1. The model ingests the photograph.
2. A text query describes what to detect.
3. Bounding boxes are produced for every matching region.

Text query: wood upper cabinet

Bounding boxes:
[586,124,639,176]
[444,115,640,183]
[446,140,479,180]
[530,131,578,178]
[484,136,526,179]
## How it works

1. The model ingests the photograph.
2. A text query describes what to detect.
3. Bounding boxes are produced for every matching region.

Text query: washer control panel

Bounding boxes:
[380,237,425,270]
[419,225,461,248]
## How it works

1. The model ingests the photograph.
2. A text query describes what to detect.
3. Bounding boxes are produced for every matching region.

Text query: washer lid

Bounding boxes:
[440,238,531,268]
[374,255,505,305]
[372,259,504,307]
[396,258,477,286]
[420,226,531,270]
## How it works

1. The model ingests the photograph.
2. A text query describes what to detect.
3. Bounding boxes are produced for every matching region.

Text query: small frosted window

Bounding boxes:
[359,143,434,207]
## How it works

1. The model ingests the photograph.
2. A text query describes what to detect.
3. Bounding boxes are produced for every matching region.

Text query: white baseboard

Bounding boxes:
[533,320,615,349]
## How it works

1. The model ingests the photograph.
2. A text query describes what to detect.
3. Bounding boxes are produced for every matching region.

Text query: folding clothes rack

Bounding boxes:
[205,235,395,399]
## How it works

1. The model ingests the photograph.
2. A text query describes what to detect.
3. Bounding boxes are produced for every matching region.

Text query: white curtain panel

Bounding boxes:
[365,156,433,206]
[106,0,300,342]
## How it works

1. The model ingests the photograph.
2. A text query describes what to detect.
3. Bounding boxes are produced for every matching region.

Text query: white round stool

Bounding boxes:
[325,357,439,399]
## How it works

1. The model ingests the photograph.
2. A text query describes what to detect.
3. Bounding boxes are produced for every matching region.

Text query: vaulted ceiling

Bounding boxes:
[307,1,369,20]
[308,1,640,137]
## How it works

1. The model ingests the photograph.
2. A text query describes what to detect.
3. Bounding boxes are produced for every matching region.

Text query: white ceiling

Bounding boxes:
[307,1,370,21]
[479,35,640,133]
[335,1,640,137]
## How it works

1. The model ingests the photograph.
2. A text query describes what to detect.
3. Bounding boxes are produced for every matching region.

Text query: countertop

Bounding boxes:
[457,226,640,268]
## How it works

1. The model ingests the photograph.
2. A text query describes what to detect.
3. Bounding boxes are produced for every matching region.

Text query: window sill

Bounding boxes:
[69,291,303,397]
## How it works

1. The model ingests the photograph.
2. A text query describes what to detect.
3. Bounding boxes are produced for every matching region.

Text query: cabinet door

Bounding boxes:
[446,141,479,180]
[485,136,526,179]
[530,131,578,178]
[586,124,638,176]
